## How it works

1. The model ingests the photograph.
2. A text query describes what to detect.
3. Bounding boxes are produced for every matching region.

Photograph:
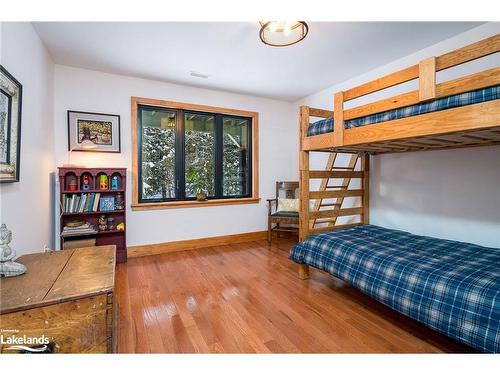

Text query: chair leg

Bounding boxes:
[267,218,272,244]
[276,223,280,238]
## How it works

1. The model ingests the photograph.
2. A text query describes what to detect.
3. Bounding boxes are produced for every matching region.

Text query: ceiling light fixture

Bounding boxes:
[259,21,308,47]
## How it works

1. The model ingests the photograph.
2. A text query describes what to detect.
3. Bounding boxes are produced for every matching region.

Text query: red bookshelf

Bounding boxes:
[58,167,127,263]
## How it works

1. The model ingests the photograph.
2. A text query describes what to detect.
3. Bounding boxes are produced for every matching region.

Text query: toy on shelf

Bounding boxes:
[67,175,78,191]
[111,175,120,190]
[98,215,107,231]
[116,222,125,231]
[99,174,109,190]
[81,174,91,190]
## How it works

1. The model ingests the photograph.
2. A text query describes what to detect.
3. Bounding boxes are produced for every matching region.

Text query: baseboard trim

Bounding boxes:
[128,230,268,258]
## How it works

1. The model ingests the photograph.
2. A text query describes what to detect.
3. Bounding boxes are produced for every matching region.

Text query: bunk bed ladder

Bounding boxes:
[311,153,360,228]
[298,106,369,248]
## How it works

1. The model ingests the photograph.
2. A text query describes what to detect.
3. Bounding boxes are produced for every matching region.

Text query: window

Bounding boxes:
[132,98,258,209]
[184,112,216,198]
[139,108,177,200]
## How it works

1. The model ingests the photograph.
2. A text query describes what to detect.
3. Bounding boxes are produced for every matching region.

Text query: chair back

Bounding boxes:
[276,181,299,199]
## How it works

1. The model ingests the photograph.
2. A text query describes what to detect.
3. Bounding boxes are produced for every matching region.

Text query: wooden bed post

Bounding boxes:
[299,106,311,243]
[419,57,437,101]
[298,264,310,280]
[361,153,370,224]
[299,106,311,279]
[333,91,344,146]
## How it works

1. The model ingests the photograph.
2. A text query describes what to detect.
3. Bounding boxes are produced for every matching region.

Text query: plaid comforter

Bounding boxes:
[290,225,500,352]
[307,85,500,136]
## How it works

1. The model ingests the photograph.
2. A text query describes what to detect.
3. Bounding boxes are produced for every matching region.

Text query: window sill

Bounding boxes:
[131,197,261,211]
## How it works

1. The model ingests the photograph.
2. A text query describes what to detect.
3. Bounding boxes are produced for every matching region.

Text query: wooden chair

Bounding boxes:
[267,181,299,243]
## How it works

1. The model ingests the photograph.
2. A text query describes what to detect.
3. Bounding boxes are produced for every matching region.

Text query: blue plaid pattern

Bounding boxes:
[307,85,500,136]
[290,225,500,353]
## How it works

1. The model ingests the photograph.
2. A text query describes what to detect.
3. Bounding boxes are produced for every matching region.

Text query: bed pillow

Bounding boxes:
[277,198,299,212]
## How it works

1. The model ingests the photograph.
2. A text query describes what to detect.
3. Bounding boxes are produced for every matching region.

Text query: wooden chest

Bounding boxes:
[0,246,116,353]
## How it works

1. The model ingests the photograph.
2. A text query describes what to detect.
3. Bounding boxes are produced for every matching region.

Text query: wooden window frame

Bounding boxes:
[131,97,259,210]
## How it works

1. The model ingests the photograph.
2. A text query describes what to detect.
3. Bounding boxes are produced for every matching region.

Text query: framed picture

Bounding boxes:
[0,65,22,183]
[68,111,121,153]
[99,196,115,211]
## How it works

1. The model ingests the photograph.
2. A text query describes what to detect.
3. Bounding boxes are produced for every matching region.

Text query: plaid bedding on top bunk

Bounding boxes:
[306,85,500,136]
[289,225,500,353]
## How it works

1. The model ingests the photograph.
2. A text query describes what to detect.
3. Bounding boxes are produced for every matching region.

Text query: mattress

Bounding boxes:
[289,224,500,353]
[307,85,500,137]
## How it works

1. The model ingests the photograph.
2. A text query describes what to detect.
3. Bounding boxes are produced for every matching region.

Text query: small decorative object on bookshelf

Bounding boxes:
[111,174,120,190]
[66,219,86,227]
[81,174,91,190]
[107,217,115,230]
[99,174,109,190]
[115,192,124,210]
[58,167,127,262]
[67,175,78,191]
[98,215,108,231]
[99,196,115,211]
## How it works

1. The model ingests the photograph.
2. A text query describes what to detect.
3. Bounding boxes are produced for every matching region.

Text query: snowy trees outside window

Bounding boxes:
[141,126,176,199]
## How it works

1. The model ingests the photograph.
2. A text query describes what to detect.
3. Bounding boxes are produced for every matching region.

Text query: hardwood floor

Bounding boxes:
[116,238,476,353]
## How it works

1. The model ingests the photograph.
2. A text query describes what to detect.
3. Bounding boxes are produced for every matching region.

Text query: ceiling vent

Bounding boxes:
[190,71,210,79]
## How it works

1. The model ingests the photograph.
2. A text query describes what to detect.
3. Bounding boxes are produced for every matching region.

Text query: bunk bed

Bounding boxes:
[293,34,500,353]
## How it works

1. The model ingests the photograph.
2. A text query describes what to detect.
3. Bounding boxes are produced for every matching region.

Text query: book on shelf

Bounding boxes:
[85,194,93,212]
[61,222,97,237]
[61,192,103,213]
[63,222,91,231]
[77,194,83,213]
[93,193,100,211]
[61,230,97,237]
[71,194,78,213]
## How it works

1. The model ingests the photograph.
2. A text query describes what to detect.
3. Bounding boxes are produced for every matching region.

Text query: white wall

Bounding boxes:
[296,22,500,248]
[54,66,297,247]
[0,22,55,256]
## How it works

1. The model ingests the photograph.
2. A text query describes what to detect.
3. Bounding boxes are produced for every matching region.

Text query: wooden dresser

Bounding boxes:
[0,246,117,353]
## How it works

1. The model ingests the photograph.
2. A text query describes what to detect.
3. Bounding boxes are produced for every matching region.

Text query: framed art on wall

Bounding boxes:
[68,111,121,153]
[0,65,22,183]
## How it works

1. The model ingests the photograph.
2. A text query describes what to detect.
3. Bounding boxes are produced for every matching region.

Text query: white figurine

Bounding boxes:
[0,224,26,277]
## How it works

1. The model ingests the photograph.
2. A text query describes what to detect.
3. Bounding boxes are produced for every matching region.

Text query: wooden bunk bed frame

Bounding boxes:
[298,35,500,279]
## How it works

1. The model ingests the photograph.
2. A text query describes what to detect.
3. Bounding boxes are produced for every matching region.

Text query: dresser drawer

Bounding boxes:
[0,293,115,353]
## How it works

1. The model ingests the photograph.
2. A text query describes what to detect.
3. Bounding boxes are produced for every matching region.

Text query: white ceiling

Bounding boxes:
[33,22,482,101]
